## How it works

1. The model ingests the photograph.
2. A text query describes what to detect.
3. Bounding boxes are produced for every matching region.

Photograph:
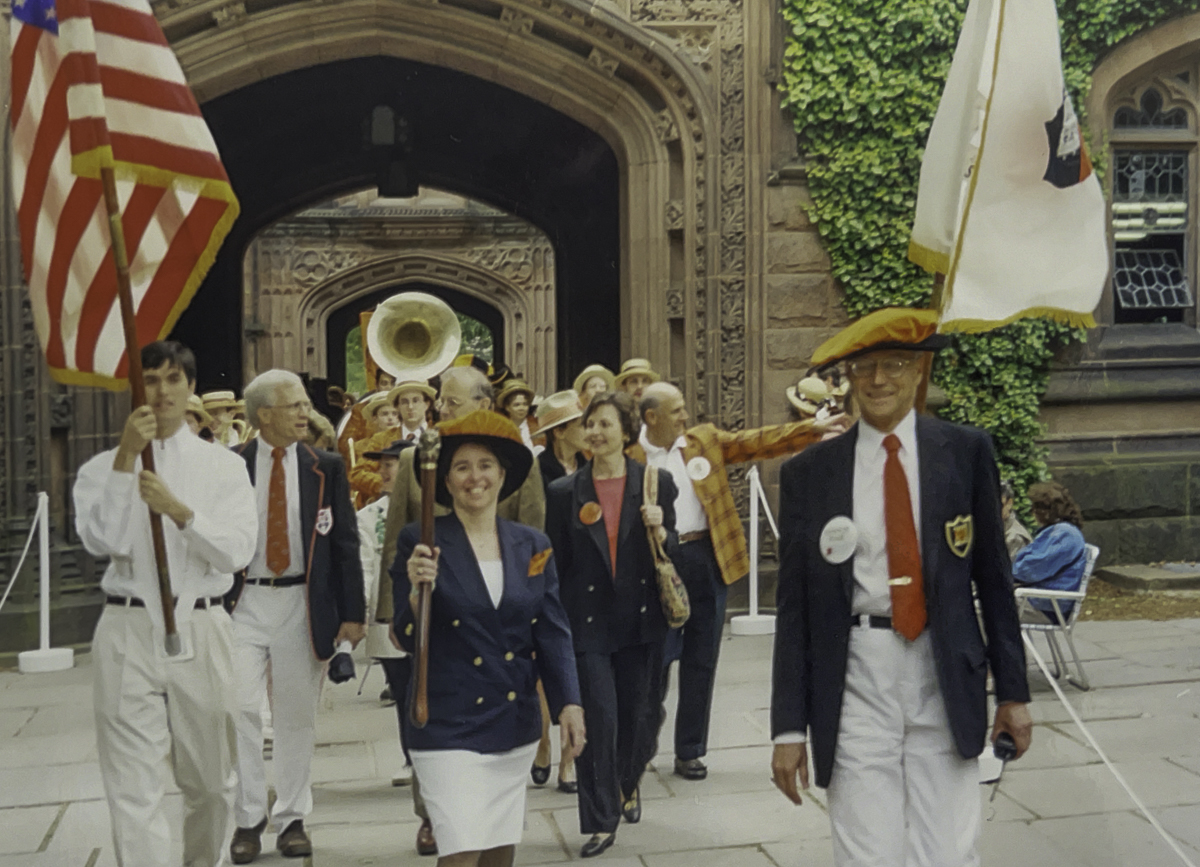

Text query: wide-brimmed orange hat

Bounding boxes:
[535,390,584,433]
[434,410,533,507]
[613,358,661,388]
[811,308,949,369]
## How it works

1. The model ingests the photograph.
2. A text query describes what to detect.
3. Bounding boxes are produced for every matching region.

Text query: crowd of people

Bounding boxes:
[73,306,1087,867]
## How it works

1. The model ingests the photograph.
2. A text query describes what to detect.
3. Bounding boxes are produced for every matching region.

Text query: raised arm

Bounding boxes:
[715,419,822,466]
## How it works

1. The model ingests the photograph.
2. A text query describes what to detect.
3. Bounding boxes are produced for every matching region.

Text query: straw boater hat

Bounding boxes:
[572,364,615,395]
[612,358,661,389]
[534,390,584,433]
[434,410,534,507]
[496,378,535,408]
[811,308,949,369]
[186,395,214,428]
[786,376,830,416]
[201,390,238,411]
[363,392,392,420]
[387,381,436,405]
[363,438,418,461]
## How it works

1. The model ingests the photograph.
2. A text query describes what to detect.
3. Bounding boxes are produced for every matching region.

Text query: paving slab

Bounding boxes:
[1031,811,1200,867]
[999,759,1200,818]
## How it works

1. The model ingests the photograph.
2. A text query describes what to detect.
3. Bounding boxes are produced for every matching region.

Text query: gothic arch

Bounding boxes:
[295,253,556,391]
[156,0,727,413]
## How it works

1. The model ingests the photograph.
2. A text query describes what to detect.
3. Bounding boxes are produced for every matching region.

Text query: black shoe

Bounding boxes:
[531,762,551,786]
[276,820,312,858]
[557,777,579,794]
[580,833,615,858]
[674,757,707,780]
[230,817,267,864]
[621,787,641,823]
[379,686,394,706]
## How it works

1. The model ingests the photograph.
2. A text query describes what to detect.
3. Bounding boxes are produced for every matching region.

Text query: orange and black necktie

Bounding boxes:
[266,447,289,575]
[882,434,926,640]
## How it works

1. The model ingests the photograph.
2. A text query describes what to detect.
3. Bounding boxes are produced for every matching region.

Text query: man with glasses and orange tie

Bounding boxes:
[227,369,366,863]
[770,308,1032,867]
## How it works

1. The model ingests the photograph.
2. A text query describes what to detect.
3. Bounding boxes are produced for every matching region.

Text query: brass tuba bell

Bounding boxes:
[366,292,463,382]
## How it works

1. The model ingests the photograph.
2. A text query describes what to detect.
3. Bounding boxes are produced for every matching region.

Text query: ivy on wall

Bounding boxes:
[779,0,1194,498]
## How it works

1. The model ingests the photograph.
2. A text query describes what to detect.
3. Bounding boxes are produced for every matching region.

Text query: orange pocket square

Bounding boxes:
[528,549,552,577]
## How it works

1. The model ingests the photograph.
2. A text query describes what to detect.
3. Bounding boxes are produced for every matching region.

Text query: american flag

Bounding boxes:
[10,0,238,388]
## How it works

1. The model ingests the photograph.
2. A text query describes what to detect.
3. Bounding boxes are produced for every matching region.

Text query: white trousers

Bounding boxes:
[92,604,238,867]
[827,628,981,867]
[231,585,324,830]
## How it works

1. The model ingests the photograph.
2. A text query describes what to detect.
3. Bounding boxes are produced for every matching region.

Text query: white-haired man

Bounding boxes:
[227,369,366,863]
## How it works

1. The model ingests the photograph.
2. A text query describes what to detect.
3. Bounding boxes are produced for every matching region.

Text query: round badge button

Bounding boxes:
[579,502,603,525]
[819,516,858,564]
[686,457,712,481]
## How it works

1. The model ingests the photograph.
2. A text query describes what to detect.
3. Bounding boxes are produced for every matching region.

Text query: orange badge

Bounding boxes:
[579,502,603,525]
[528,549,552,577]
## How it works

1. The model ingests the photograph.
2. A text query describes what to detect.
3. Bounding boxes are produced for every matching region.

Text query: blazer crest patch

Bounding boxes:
[315,506,334,536]
[944,514,973,558]
[528,548,552,577]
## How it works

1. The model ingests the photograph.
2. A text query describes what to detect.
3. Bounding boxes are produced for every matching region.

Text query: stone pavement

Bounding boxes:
[2,618,1199,867]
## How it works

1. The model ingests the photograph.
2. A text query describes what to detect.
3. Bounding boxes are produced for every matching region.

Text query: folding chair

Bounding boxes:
[1015,543,1099,691]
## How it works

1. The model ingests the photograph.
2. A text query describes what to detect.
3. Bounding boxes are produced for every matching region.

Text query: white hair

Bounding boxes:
[244,369,304,426]
[441,365,494,403]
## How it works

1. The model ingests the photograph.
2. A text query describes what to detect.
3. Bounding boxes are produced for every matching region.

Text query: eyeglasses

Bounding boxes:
[274,400,313,415]
[846,358,917,379]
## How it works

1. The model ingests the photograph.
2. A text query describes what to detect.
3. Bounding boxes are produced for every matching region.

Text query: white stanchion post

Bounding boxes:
[731,467,777,636]
[18,493,74,673]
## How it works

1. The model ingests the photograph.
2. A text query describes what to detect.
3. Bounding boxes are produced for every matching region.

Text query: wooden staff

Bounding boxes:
[100,167,180,655]
[410,428,441,727]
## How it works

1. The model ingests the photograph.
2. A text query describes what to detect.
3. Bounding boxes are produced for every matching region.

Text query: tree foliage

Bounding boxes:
[779,0,1193,499]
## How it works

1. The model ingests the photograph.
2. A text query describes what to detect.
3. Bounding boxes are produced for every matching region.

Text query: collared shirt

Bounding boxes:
[247,436,305,579]
[638,428,708,535]
[400,422,424,442]
[852,409,922,617]
[74,424,258,635]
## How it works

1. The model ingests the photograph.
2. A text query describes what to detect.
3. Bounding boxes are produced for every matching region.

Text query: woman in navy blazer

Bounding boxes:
[391,410,585,866]
[545,391,678,859]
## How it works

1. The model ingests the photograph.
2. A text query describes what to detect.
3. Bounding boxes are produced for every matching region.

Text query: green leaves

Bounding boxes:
[780,0,1190,507]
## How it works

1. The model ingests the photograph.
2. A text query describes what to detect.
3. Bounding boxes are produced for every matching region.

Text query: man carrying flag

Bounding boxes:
[13,0,246,863]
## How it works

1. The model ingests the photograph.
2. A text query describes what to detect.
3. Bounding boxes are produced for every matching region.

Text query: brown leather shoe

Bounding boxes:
[230,817,267,864]
[276,820,312,858]
[416,818,438,856]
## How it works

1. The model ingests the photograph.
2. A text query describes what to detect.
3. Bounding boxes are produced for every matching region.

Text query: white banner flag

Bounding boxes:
[908,0,1109,333]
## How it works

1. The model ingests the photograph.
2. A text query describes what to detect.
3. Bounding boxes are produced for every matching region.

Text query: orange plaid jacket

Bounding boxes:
[628,420,820,585]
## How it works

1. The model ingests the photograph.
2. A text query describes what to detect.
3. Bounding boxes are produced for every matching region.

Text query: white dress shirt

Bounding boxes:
[852,409,922,617]
[247,437,305,579]
[74,424,258,634]
[638,428,708,535]
[399,422,425,442]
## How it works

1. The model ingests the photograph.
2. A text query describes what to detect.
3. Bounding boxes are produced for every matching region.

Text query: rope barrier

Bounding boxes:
[1022,633,1198,867]
[0,499,43,615]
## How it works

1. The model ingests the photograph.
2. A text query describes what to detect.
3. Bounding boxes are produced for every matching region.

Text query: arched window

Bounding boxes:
[1109,66,1197,324]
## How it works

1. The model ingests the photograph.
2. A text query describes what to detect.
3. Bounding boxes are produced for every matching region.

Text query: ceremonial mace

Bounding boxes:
[410,428,441,727]
[101,168,180,656]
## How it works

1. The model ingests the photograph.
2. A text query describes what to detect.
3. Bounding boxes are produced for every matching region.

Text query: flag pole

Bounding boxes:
[916,273,946,414]
[99,167,180,656]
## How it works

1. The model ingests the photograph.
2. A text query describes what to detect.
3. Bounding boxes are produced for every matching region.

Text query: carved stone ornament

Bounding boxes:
[212,1,247,28]
[665,199,685,233]
[588,47,620,78]
[655,109,681,143]
[501,7,536,33]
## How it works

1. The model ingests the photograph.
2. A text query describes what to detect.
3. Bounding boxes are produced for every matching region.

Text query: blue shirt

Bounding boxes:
[1013,522,1087,617]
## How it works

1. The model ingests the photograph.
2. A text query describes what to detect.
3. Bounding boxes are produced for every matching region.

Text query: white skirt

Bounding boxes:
[410,740,540,855]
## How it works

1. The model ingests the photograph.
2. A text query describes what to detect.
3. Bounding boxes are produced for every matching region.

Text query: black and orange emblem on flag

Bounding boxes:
[1044,90,1092,189]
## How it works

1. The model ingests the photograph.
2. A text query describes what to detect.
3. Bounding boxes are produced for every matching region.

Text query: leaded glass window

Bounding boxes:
[1113,249,1193,309]
[1113,88,1189,130]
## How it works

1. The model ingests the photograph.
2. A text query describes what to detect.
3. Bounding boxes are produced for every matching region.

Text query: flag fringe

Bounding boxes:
[907,241,949,276]
[939,306,1097,334]
[72,149,239,205]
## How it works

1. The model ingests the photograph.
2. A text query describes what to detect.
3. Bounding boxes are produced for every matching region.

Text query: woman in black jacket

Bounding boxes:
[545,391,678,859]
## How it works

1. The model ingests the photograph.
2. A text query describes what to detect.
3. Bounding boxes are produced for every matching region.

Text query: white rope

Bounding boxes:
[1022,633,1198,867]
[0,503,43,615]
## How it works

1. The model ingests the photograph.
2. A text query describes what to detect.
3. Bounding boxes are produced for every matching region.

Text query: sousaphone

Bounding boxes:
[366,291,463,381]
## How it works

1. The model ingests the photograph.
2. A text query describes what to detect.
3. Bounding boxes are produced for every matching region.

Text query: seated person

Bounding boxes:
[1001,479,1032,561]
[1013,481,1087,623]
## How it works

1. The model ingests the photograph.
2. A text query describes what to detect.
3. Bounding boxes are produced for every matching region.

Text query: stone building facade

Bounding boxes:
[0,1,1198,650]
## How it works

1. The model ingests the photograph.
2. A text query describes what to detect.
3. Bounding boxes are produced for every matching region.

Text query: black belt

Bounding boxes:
[245,576,306,588]
[106,595,224,610]
[850,614,893,629]
[679,531,710,544]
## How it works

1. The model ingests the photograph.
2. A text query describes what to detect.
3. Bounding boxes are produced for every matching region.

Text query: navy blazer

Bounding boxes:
[770,416,1030,788]
[545,458,677,655]
[391,514,581,754]
[229,440,365,660]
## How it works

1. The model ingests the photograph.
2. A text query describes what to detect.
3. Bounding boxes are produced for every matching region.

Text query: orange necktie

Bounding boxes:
[266,447,290,575]
[882,434,926,640]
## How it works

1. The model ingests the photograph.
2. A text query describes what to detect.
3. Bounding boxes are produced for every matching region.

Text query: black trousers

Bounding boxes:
[661,537,727,761]
[575,642,663,834]
[380,656,413,765]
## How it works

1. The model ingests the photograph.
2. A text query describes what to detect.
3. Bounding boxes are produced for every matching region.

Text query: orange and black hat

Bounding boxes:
[811,308,949,370]
[433,410,533,507]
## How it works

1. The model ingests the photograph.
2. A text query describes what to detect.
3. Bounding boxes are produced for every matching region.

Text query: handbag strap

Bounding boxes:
[644,464,658,506]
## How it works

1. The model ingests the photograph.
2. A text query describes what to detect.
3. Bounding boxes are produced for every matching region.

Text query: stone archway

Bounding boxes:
[153,0,745,421]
